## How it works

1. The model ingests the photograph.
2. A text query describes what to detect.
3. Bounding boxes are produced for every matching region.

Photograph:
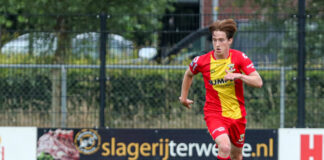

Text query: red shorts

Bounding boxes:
[204,114,247,148]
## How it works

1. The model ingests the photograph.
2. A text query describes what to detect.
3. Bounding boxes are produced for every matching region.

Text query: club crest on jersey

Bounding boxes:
[228,63,236,72]
[237,134,245,144]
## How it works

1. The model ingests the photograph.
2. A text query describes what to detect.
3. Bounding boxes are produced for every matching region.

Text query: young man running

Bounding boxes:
[179,19,263,160]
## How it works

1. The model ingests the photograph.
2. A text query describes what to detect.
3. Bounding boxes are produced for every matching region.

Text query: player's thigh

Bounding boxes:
[215,133,230,144]
[205,115,230,141]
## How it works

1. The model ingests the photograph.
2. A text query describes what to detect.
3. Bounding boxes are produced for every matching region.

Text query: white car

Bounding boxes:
[1,32,134,58]
[1,32,57,55]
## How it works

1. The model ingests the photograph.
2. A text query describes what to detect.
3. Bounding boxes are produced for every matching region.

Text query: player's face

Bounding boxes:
[212,31,233,58]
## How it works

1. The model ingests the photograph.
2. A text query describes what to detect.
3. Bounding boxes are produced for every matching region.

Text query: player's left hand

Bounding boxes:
[224,70,242,81]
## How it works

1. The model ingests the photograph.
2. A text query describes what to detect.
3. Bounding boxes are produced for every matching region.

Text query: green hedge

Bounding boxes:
[1,68,324,128]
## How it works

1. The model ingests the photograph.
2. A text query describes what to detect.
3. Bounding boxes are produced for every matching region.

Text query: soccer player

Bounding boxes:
[179,19,263,160]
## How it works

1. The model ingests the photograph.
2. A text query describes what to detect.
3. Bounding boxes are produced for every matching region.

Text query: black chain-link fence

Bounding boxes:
[0,13,323,128]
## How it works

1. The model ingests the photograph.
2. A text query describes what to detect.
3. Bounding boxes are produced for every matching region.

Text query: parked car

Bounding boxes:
[1,32,57,56]
[72,32,134,58]
[138,47,157,59]
[1,32,134,59]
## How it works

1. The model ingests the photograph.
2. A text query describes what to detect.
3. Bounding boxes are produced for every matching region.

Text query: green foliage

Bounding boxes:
[232,0,324,68]
[233,0,323,14]
[0,71,51,111]
[0,0,175,47]
[37,152,54,160]
[2,67,324,128]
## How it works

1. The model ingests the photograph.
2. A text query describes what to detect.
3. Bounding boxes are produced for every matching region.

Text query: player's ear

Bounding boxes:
[228,38,233,45]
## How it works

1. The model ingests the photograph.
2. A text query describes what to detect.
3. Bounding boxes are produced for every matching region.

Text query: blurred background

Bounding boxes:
[0,0,323,129]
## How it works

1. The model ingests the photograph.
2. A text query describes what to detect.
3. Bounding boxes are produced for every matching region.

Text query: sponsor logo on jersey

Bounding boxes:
[209,79,227,85]
[190,56,200,71]
[212,127,225,134]
[247,63,254,69]
[242,53,248,59]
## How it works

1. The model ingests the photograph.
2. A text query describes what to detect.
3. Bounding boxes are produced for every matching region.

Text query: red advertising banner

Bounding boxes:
[37,128,277,160]
[279,129,324,160]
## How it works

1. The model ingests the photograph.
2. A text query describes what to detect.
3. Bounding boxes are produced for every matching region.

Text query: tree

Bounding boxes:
[0,0,174,48]
[0,0,174,126]
[230,0,323,66]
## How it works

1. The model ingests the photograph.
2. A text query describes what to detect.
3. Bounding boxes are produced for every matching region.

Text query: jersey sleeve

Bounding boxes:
[239,52,256,75]
[189,56,200,74]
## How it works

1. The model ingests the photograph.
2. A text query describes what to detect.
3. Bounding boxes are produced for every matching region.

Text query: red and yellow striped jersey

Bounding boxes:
[189,49,256,119]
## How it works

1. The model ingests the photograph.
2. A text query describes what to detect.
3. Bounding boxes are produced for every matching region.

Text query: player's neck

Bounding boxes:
[213,50,229,60]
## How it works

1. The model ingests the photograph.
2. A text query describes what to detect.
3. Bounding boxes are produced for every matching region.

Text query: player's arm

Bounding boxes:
[238,71,263,88]
[224,70,263,88]
[179,68,195,109]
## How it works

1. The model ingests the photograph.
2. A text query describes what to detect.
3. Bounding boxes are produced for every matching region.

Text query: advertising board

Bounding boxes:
[0,127,37,160]
[37,128,277,160]
[279,128,324,160]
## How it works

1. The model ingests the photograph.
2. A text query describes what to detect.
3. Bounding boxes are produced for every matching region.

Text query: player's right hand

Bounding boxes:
[179,97,194,109]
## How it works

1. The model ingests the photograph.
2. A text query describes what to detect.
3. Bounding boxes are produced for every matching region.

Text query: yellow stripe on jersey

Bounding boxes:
[210,54,242,119]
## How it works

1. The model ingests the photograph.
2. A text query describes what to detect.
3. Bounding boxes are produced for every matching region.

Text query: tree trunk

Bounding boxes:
[51,16,70,127]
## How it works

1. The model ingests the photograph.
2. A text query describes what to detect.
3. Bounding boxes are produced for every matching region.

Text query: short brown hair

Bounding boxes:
[209,19,237,39]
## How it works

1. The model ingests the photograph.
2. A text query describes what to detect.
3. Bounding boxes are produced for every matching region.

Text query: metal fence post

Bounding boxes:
[61,65,67,128]
[280,67,285,128]
[297,0,306,128]
[99,13,107,128]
